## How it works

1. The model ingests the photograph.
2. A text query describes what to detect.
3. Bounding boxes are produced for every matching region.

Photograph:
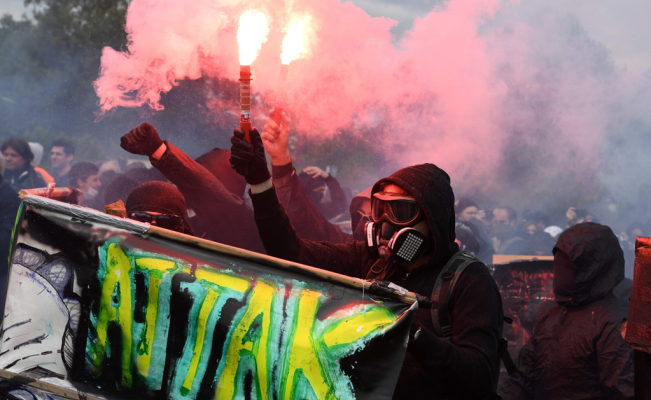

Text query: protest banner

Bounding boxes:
[492,259,555,393]
[0,194,417,400]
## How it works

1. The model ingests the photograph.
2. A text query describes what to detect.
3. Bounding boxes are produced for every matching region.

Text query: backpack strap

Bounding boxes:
[431,251,481,338]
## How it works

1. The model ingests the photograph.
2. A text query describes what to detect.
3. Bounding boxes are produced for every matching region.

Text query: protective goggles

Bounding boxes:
[371,192,422,227]
[129,212,184,231]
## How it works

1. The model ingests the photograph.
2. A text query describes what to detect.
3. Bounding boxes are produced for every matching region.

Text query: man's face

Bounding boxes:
[2,147,27,170]
[458,206,478,223]
[50,146,73,169]
[492,209,513,227]
[78,174,101,192]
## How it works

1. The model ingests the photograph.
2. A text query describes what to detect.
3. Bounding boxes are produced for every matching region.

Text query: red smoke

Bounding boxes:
[95,0,638,206]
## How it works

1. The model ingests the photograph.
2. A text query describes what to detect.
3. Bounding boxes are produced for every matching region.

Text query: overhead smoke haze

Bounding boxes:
[66,0,651,224]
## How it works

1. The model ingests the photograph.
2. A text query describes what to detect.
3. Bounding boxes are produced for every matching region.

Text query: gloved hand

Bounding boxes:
[120,123,164,156]
[230,127,271,185]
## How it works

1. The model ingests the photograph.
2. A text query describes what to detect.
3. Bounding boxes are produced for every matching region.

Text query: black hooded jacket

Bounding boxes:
[251,163,503,399]
[4,164,45,192]
[502,222,634,400]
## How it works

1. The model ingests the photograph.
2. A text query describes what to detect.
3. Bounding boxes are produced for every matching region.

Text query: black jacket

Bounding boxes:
[252,163,502,399]
[150,142,265,253]
[502,222,634,400]
[0,176,21,324]
[3,165,46,192]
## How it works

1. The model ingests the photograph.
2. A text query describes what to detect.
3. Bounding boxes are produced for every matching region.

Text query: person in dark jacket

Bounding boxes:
[1,137,46,192]
[49,138,75,188]
[297,166,348,220]
[120,123,265,253]
[502,222,634,400]
[126,181,194,235]
[230,113,503,399]
[455,198,494,264]
[492,206,526,255]
[0,152,21,325]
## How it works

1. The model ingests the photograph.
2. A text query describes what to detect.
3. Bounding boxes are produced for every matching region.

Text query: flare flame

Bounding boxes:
[280,17,311,65]
[237,11,270,65]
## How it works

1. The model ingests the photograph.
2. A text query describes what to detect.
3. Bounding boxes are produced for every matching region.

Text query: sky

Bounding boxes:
[1,0,648,73]
[353,0,651,75]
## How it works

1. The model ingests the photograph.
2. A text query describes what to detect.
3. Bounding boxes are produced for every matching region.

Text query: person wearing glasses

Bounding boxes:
[125,181,194,236]
[230,113,503,400]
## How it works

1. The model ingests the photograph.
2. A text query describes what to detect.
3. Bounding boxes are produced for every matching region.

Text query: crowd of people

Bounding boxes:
[0,111,641,399]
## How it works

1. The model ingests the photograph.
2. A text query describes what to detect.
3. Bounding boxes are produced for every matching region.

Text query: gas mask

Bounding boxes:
[364,191,431,267]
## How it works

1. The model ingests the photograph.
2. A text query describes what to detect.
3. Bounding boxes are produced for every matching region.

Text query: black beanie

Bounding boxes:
[126,181,194,235]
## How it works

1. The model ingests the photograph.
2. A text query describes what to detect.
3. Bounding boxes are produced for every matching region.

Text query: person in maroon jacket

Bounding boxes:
[262,109,367,244]
[230,112,503,399]
[120,123,265,253]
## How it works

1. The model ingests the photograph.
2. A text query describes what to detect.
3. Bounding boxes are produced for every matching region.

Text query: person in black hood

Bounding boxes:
[126,181,194,236]
[502,222,634,400]
[230,112,503,399]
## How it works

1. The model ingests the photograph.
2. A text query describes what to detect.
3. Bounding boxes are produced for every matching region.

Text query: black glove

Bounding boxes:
[120,122,164,156]
[230,127,271,185]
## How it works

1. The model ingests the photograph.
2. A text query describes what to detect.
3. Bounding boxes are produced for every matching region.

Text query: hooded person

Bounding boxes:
[502,222,634,400]
[230,113,503,399]
[120,123,264,253]
[126,181,194,235]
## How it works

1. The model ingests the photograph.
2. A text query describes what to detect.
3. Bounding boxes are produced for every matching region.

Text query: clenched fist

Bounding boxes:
[120,123,164,156]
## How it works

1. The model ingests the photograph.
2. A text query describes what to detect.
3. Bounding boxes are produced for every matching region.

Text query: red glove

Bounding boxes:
[120,123,164,156]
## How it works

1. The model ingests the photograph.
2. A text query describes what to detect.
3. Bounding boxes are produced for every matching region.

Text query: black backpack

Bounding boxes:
[427,251,517,394]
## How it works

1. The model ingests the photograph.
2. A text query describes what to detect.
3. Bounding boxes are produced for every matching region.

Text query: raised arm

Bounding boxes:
[261,110,352,244]
[120,123,264,253]
[230,125,365,277]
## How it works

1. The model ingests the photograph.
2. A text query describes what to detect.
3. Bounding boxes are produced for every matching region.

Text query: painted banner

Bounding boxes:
[0,195,416,400]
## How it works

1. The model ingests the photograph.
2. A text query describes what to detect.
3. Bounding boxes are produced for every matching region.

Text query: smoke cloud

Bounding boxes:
[94,0,651,221]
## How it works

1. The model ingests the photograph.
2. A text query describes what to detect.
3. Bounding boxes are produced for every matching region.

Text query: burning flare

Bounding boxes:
[274,16,312,125]
[280,17,311,65]
[237,11,270,65]
[237,11,269,142]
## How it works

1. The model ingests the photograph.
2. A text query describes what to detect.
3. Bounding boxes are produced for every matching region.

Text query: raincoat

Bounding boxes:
[502,222,634,400]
